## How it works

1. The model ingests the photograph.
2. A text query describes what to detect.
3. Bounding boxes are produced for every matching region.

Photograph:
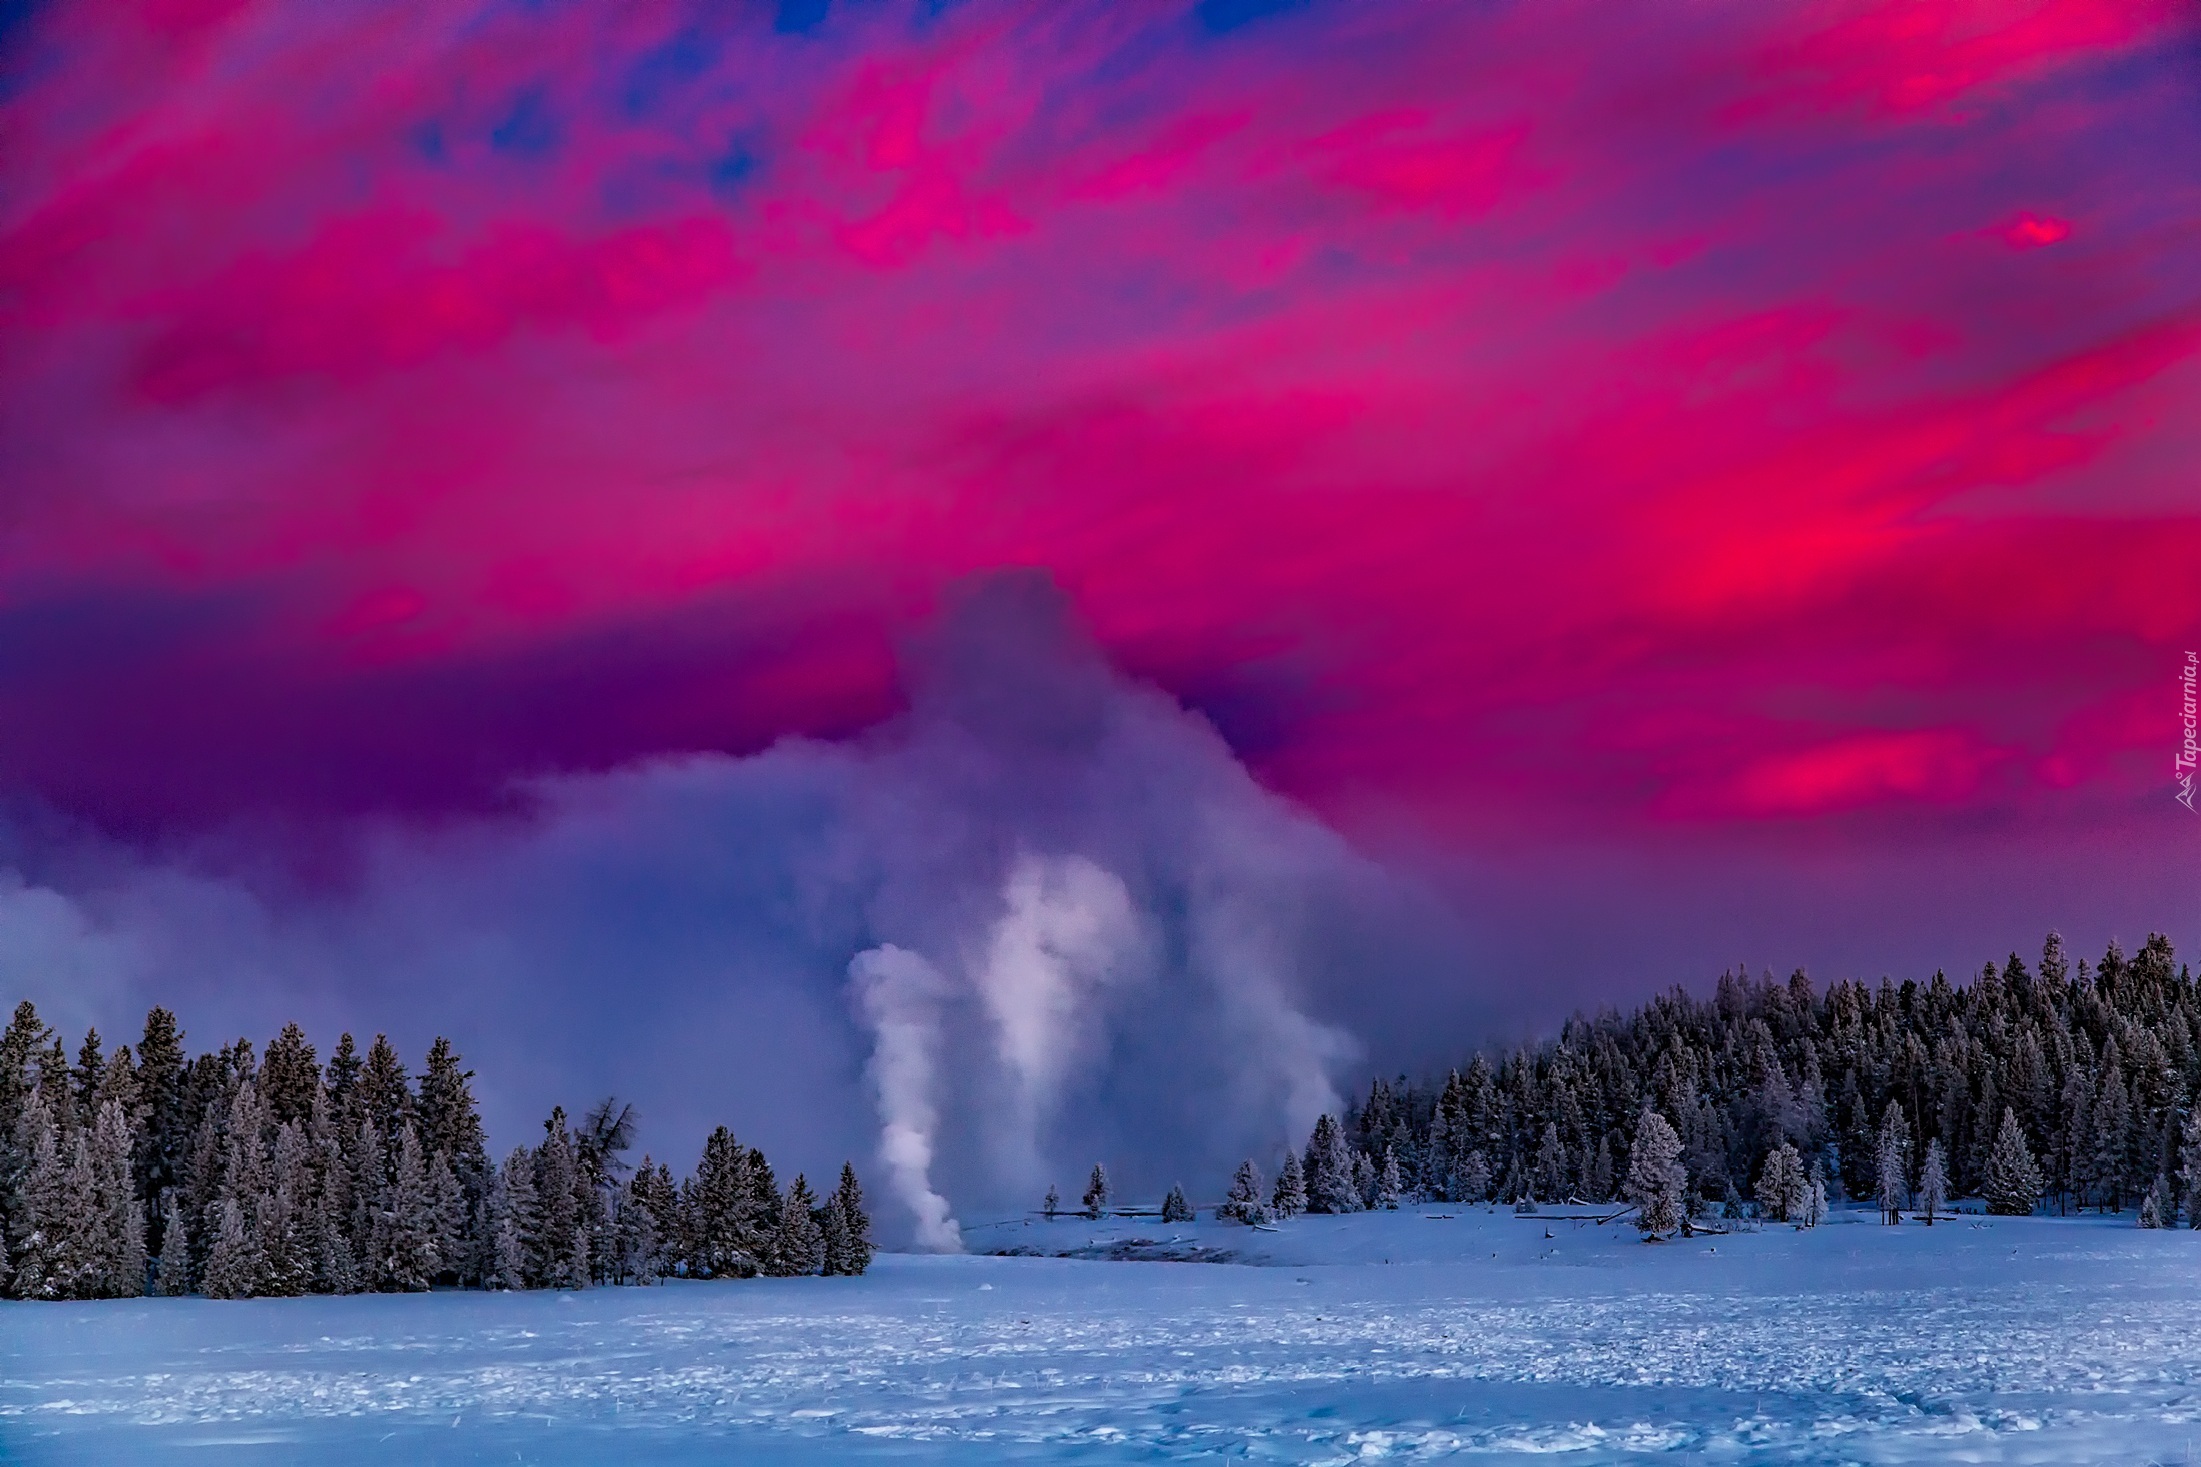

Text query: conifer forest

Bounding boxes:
[0,1008,871,1301]
[1232,931,2201,1235]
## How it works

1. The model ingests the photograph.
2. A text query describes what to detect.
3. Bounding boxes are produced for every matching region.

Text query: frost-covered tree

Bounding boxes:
[828,1163,871,1276]
[1375,1149,1403,1211]
[1082,1164,1111,1220]
[532,1111,587,1290]
[1874,1105,1910,1224]
[1223,1159,1266,1224]
[1625,1110,1685,1238]
[1983,1108,2043,1217]
[686,1126,758,1278]
[1531,1124,1566,1203]
[1271,1152,1306,1219]
[1042,1184,1060,1219]
[1303,1115,1358,1214]
[1351,1151,1376,1210]
[373,1123,437,1292]
[1755,1142,1806,1223]
[766,1175,823,1277]
[1161,1183,1194,1223]
[2140,1175,2171,1229]
[1455,1149,1491,1206]
[199,1198,258,1300]
[485,1147,537,1290]
[2180,1109,2201,1229]
[1918,1138,1948,1226]
[10,1095,69,1299]
[156,1192,191,1295]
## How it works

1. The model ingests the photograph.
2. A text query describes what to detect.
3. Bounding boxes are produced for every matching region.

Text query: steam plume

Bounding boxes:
[848,944,961,1251]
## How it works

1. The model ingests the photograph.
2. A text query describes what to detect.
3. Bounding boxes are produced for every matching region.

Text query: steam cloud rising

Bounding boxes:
[0,575,1461,1240]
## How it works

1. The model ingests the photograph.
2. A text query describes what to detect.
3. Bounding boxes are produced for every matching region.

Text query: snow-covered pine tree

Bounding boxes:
[488,1147,538,1290]
[1224,1159,1265,1223]
[1303,1115,1358,1214]
[373,1123,437,1292]
[1042,1184,1059,1218]
[199,1195,262,1300]
[687,1126,756,1278]
[416,1039,490,1214]
[2181,1109,2201,1229]
[10,1094,67,1298]
[818,1190,851,1278]
[133,1009,186,1241]
[259,1023,320,1130]
[89,1099,146,1297]
[1376,1149,1403,1210]
[1531,1124,1565,1204]
[304,1090,357,1294]
[1918,1138,1949,1225]
[156,1191,191,1295]
[1874,1105,1910,1224]
[1625,1110,1685,1238]
[1351,1151,1376,1210]
[1587,1135,1616,1203]
[532,1111,587,1290]
[1271,1152,1306,1219]
[260,1121,312,1296]
[831,1162,872,1275]
[766,1175,823,1277]
[2140,1174,2170,1229]
[345,1115,386,1278]
[1982,1108,2043,1216]
[1754,1142,1805,1223]
[1456,1149,1491,1206]
[1082,1163,1111,1220]
[1161,1183,1194,1223]
[357,1035,413,1144]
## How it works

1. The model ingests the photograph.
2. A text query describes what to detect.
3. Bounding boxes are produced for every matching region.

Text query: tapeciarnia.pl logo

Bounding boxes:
[2179,651,2198,812]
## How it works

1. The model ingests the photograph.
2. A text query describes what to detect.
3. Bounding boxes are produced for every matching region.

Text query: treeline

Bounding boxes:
[0,1005,871,1301]
[1223,932,2201,1230]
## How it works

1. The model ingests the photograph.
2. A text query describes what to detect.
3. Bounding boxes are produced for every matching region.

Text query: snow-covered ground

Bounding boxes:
[9,1204,2201,1464]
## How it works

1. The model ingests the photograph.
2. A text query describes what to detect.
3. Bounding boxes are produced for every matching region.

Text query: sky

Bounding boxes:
[1,0,2197,1213]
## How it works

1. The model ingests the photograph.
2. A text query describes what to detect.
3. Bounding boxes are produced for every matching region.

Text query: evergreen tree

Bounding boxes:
[1626,1110,1685,1238]
[1983,1108,2043,1217]
[1082,1163,1111,1220]
[89,1099,146,1297]
[831,1162,872,1275]
[2180,1110,2201,1229]
[1918,1138,1949,1225]
[358,1036,413,1143]
[1874,1105,1910,1224]
[767,1175,824,1277]
[1455,1149,1491,1206]
[156,1191,192,1295]
[1161,1183,1194,1223]
[1531,1124,1566,1203]
[687,1126,758,1278]
[199,1198,258,1300]
[1303,1115,1358,1214]
[2140,1174,2170,1229]
[1224,1159,1266,1223]
[1271,1151,1307,1219]
[487,1147,538,1290]
[1,1002,55,1289]
[1042,1184,1060,1218]
[259,1023,320,1129]
[10,1094,67,1298]
[1755,1142,1806,1223]
[260,1121,313,1296]
[1375,1149,1403,1210]
[416,1039,491,1202]
[373,1123,437,1291]
[533,1110,587,1290]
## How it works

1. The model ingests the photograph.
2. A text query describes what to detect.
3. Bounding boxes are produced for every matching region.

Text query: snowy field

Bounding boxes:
[9,1205,2201,1465]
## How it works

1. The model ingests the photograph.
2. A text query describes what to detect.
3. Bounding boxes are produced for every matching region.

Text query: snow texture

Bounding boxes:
[7,1205,2201,1463]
